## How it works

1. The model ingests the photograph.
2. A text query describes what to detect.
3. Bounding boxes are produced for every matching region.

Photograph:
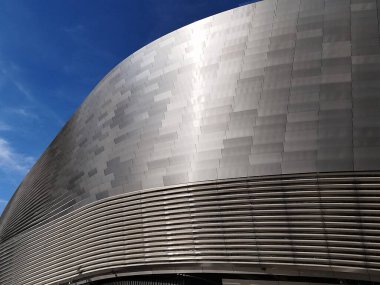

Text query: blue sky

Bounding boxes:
[0,0,254,213]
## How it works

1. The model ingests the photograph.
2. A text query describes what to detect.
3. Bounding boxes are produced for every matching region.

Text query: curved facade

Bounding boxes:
[2,0,380,284]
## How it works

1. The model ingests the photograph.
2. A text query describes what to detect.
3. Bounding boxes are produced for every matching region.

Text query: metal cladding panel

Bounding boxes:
[2,0,380,284]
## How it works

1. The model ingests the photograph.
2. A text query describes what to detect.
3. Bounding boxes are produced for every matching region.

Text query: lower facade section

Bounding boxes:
[222,277,380,285]
[74,273,380,285]
[1,172,380,284]
[89,274,222,285]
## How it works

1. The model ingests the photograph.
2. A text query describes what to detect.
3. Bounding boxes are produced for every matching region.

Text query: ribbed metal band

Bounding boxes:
[1,172,380,285]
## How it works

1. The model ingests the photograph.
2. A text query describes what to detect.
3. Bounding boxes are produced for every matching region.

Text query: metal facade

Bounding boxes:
[2,0,380,284]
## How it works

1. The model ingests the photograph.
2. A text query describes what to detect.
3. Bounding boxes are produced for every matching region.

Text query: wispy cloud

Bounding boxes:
[61,23,115,73]
[0,121,11,131]
[0,60,33,100]
[5,107,39,120]
[62,24,86,35]
[0,59,64,126]
[0,199,8,214]
[13,79,63,125]
[13,80,33,101]
[0,137,34,173]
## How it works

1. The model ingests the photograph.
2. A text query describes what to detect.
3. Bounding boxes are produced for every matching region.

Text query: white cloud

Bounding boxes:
[0,137,34,173]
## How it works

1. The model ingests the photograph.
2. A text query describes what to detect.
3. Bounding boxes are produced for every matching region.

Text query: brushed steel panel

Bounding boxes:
[2,0,380,284]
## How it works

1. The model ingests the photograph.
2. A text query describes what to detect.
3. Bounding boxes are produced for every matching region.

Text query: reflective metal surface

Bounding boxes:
[2,0,380,284]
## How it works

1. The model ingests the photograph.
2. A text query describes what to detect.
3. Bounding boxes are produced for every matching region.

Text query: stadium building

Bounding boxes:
[1,0,380,284]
